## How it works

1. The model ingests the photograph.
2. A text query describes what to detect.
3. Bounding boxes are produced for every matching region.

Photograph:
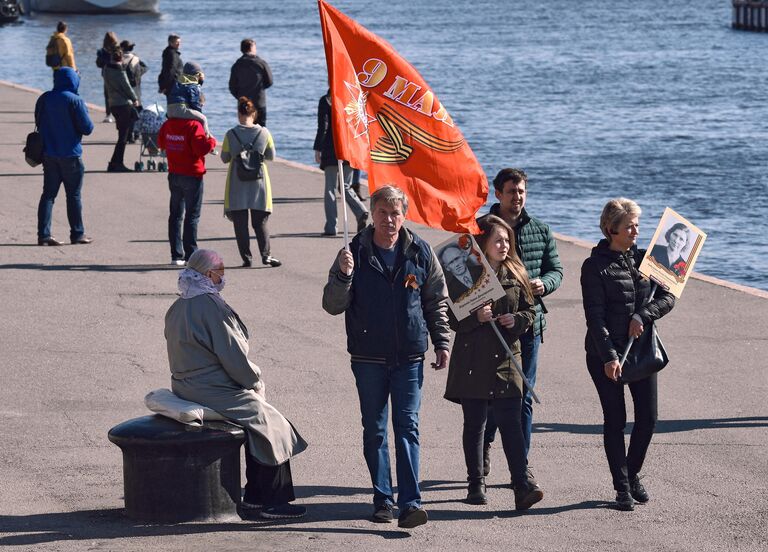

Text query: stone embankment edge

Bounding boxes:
[3,79,764,301]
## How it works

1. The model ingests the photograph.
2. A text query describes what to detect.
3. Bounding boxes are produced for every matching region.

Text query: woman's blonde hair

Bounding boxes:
[600,198,641,240]
[476,215,533,303]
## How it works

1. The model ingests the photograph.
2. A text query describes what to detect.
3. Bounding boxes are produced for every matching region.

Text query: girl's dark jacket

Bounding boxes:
[444,265,535,401]
[580,239,675,364]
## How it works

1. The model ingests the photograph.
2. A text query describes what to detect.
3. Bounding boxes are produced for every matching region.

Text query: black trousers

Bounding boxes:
[462,397,527,486]
[230,209,270,261]
[109,104,134,166]
[103,83,111,116]
[243,453,296,506]
[587,354,658,491]
[255,104,267,127]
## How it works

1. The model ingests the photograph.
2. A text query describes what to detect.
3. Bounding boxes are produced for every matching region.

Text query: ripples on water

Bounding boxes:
[1,0,766,291]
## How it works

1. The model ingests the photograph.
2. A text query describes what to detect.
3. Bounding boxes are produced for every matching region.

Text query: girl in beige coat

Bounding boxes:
[164,249,307,519]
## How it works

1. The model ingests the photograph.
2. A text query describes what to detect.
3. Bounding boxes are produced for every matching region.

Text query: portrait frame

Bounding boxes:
[639,207,706,298]
[435,233,506,321]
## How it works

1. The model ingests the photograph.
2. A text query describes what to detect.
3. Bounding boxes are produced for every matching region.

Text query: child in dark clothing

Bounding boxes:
[166,61,210,137]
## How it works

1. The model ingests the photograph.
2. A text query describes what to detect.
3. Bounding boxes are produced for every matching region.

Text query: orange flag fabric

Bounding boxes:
[318,0,487,233]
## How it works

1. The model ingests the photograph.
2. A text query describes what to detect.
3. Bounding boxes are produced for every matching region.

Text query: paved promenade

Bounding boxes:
[0,82,766,552]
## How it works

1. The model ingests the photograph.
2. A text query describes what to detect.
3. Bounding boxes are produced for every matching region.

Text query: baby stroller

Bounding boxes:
[135,102,167,172]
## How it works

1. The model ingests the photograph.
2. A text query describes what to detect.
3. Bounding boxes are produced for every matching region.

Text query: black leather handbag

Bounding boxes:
[619,322,669,383]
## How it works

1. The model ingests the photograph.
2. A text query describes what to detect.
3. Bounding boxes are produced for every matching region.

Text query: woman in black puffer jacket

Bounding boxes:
[580,198,675,512]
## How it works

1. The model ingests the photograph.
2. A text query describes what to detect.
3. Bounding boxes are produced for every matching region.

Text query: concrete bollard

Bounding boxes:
[108,415,246,523]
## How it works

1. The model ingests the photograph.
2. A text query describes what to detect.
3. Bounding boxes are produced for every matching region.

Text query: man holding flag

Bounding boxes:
[322,185,450,528]
[318,0,488,526]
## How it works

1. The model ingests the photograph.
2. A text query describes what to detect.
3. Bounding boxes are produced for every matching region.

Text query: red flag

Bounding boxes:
[318,0,487,233]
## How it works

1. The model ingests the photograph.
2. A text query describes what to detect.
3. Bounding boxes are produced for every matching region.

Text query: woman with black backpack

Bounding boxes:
[221,96,281,268]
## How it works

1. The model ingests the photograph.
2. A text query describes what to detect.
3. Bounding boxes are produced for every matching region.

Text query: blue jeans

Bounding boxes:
[485,330,541,460]
[351,360,424,511]
[168,173,203,261]
[37,156,85,241]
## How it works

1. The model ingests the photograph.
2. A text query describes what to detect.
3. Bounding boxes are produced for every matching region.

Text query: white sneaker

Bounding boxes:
[170,259,186,266]
[103,115,114,123]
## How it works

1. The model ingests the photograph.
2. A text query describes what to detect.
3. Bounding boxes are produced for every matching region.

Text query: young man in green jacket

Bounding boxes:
[478,168,563,495]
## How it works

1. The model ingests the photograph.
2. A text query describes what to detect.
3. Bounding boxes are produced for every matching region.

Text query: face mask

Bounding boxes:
[214,275,225,292]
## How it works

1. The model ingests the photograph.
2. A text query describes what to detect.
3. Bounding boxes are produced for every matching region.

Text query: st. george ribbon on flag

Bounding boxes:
[317,0,488,234]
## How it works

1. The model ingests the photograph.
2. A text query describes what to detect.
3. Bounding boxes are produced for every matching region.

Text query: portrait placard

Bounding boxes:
[435,233,506,321]
[639,207,706,298]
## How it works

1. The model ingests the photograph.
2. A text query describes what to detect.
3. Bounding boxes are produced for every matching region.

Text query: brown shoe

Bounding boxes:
[71,236,93,245]
[38,236,63,246]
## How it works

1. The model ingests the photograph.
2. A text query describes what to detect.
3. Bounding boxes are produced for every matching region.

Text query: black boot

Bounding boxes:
[466,478,487,505]
[629,475,649,503]
[615,490,635,511]
[514,480,544,511]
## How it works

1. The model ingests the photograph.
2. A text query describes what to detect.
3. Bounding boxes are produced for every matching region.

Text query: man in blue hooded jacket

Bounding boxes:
[35,66,94,246]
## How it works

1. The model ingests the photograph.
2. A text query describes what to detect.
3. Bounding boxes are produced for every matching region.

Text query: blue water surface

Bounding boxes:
[1,0,766,291]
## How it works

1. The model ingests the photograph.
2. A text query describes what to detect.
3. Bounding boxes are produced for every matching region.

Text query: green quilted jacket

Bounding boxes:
[479,205,564,337]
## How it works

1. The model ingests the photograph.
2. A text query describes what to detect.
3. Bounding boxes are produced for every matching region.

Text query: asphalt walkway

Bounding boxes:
[0,81,766,552]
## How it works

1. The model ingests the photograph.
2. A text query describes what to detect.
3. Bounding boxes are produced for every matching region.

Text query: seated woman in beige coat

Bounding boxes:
[164,249,308,519]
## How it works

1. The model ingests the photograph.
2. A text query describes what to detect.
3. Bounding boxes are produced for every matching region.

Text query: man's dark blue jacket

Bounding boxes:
[35,67,94,158]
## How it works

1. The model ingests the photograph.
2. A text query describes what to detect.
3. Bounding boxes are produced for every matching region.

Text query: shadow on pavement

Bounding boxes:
[294,484,374,498]
[0,263,181,272]
[426,500,611,520]
[0,504,411,546]
[534,416,768,435]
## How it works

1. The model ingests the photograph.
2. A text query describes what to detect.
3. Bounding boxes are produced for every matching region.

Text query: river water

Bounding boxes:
[1,0,766,291]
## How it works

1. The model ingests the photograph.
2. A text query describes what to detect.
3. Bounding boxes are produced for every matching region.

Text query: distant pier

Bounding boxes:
[732,0,768,31]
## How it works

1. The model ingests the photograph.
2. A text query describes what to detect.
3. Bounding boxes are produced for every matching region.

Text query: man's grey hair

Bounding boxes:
[370,184,409,215]
[187,249,223,275]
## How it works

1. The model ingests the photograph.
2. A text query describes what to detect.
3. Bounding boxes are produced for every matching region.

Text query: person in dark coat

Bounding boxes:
[35,67,94,246]
[312,89,368,236]
[444,215,541,511]
[580,198,675,512]
[322,185,450,529]
[228,38,273,127]
[95,31,119,122]
[103,48,139,172]
[158,34,183,97]
[478,168,563,484]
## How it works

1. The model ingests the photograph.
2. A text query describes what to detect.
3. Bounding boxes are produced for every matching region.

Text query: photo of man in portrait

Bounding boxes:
[439,242,485,303]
